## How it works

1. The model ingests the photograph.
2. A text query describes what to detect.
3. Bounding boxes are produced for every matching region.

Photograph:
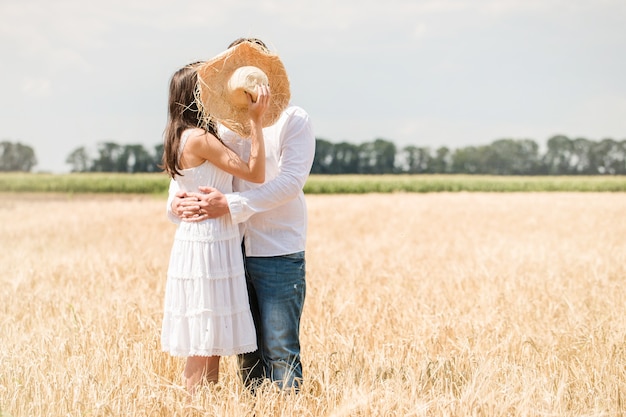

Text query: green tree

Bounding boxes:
[311,138,335,174]
[120,144,154,173]
[332,142,360,174]
[153,144,164,172]
[65,146,92,172]
[431,146,452,173]
[543,135,575,175]
[91,142,124,172]
[398,145,432,173]
[592,138,626,174]
[357,138,397,174]
[484,138,541,175]
[570,137,594,174]
[451,146,484,174]
[0,141,37,172]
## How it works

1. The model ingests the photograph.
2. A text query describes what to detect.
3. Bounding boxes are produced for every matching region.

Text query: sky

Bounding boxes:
[1,0,625,172]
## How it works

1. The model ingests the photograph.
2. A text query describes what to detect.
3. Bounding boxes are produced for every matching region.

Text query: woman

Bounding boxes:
[160,62,270,394]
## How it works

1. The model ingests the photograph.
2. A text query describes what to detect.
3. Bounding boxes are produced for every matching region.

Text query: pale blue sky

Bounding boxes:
[1,0,625,172]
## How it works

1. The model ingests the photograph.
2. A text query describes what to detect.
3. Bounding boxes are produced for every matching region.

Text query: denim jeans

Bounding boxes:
[238,251,306,390]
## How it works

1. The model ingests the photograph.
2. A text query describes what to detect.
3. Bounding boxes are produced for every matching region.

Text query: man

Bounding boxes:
[167,38,315,391]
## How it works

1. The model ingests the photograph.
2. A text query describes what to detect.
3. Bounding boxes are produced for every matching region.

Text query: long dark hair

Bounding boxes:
[162,62,218,178]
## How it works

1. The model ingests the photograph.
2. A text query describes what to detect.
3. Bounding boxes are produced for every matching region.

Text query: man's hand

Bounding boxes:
[171,187,230,222]
[194,186,230,218]
[171,190,207,222]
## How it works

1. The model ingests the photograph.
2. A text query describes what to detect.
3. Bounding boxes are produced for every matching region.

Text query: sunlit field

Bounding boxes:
[1,192,626,416]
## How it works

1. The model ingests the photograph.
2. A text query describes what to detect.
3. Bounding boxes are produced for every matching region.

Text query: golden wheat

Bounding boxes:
[1,192,625,416]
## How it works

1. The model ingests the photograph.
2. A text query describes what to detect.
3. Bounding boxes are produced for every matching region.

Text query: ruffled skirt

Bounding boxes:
[161,220,257,357]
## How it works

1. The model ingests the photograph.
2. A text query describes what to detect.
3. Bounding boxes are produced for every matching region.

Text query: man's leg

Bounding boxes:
[244,252,306,390]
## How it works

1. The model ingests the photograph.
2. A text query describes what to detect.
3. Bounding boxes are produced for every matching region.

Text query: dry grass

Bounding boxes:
[1,192,626,416]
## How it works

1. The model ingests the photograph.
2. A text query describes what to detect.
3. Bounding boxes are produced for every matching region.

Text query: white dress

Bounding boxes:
[161,131,257,357]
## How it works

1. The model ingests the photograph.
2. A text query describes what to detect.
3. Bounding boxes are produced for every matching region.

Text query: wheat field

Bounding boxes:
[1,192,626,416]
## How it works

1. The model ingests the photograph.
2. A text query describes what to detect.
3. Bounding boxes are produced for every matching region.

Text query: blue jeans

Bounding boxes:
[238,251,306,390]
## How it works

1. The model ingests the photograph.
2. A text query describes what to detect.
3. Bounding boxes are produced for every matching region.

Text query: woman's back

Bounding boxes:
[175,130,234,195]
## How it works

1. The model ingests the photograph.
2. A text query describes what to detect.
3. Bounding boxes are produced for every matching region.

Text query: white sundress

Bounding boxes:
[161,130,257,357]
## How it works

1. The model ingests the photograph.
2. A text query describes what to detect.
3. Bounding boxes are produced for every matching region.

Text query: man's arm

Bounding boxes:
[226,106,315,224]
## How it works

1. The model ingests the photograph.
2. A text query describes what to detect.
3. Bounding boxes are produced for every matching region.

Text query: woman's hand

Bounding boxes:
[172,187,229,222]
[247,84,271,124]
[172,192,208,222]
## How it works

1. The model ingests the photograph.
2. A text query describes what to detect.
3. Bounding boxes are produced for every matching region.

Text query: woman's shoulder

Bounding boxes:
[183,127,206,139]
[185,128,219,145]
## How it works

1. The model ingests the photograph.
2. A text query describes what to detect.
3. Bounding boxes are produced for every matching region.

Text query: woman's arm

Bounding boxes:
[188,85,269,183]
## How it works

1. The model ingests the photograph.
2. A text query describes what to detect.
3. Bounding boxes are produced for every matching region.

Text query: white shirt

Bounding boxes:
[167,105,315,257]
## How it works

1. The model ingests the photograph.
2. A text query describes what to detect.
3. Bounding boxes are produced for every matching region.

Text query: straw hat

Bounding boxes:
[196,41,291,138]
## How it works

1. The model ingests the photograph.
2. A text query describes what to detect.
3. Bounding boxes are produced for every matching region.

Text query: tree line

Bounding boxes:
[314,135,626,175]
[64,143,165,173]
[1,135,626,175]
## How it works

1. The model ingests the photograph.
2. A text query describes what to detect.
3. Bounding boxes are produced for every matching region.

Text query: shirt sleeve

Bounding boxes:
[166,178,182,225]
[226,107,315,224]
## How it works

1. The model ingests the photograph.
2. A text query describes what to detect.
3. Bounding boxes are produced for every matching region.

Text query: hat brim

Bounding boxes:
[196,42,291,138]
